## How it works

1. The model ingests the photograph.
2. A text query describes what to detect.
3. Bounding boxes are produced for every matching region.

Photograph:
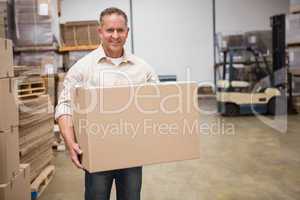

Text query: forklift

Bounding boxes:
[216,46,285,116]
[215,14,290,116]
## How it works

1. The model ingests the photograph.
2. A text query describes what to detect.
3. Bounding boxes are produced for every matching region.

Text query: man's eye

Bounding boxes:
[117,29,125,33]
[107,29,114,33]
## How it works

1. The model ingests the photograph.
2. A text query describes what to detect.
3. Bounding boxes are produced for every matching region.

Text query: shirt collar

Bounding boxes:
[96,45,134,65]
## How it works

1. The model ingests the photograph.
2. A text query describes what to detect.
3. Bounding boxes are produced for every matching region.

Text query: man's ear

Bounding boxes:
[97,26,102,35]
[97,26,103,39]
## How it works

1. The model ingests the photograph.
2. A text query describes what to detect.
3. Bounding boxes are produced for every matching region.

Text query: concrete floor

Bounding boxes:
[40,100,300,200]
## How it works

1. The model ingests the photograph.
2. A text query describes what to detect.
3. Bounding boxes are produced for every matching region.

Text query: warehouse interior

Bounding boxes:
[1,0,300,200]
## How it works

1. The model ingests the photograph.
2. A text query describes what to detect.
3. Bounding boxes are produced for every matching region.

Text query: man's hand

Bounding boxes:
[57,115,84,169]
[67,142,83,169]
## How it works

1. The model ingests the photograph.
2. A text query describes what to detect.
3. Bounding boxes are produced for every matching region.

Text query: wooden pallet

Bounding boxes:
[31,165,55,200]
[59,44,98,52]
[13,65,43,77]
[17,78,46,100]
[290,68,300,76]
[290,5,300,14]
[14,43,58,52]
[287,43,300,48]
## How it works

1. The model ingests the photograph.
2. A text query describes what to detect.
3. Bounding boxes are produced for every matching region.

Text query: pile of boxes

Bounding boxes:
[63,50,89,70]
[286,13,300,75]
[0,37,31,200]
[0,0,14,39]
[14,51,62,73]
[287,0,300,113]
[13,0,63,104]
[18,94,55,181]
[289,0,300,13]
[14,0,59,47]
[216,30,272,63]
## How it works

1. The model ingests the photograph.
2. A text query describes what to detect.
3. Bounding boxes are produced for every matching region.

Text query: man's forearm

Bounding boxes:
[57,115,83,168]
[57,115,77,148]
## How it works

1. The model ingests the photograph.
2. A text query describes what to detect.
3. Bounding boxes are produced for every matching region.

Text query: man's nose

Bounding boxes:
[112,30,119,39]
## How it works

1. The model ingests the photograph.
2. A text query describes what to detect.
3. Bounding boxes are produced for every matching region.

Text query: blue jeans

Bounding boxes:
[85,167,142,200]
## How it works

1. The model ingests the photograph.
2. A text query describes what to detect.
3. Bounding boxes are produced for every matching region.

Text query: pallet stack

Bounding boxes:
[0,37,31,200]
[14,0,59,47]
[13,0,63,79]
[13,63,56,197]
[63,50,89,70]
[287,0,300,113]
[18,94,55,182]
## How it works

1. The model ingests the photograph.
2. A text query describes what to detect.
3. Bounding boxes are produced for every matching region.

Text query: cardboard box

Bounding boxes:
[0,126,19,184]
[290,0,300,13]
[15,22,53,47]
[0,164,31,200]
[0,78,18,132]
[73,82,200,173]
[63,51,89,69]
[289,47,300,68]
[0,38,13,78]
[0,16,5,38]
[0,0,14,39]
[286,14,300,45]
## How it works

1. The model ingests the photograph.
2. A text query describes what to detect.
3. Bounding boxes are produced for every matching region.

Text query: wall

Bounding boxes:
[132,0,213,82]
[216,0,289,34]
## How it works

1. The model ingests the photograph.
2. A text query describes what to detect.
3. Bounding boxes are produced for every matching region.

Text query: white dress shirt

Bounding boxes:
[55,45,158,120]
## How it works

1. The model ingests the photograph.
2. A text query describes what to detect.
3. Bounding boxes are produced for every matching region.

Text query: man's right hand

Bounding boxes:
[57,115,84,169]
[67,142,84,169]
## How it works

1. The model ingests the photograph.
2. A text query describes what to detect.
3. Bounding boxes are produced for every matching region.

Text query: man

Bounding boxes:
[55,7,158,200]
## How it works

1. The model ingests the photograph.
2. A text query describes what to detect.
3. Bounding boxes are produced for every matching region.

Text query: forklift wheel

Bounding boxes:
[225,103,239,116]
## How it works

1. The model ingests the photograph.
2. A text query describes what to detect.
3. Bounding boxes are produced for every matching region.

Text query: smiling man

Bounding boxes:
[55,7,158,200]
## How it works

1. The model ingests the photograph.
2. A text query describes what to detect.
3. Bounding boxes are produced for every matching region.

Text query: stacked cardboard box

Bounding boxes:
[0,37,31,200]
[289,47,300,74]
[290,0,300,13]
[14,51,63,105]
[0,16,5,37]
[0,38,13,77]
[42,74,56,107]
[293,95,300,112]
[60,20,101,47]
[286,13,300,46]
[244,30,272,55]
[14,0,59,47]
[0,0,14,39]
[217,30,272,63]
[18,94,55,181]
[14,51,63,74]
[0,164,31,200]
[63,50,90,69]
[287,13,300,74]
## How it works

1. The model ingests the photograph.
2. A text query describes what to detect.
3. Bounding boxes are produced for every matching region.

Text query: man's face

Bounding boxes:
[97,14,129,57]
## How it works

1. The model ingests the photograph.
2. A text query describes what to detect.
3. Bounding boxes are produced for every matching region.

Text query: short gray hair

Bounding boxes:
[99,7,128,26]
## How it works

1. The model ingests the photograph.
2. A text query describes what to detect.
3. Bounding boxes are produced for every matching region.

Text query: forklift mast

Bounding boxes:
[270,14,286,87]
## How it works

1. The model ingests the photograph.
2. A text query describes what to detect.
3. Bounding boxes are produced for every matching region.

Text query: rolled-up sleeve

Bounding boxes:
[145,65,159,83]
[147,71,159,83]
[55,66,83,121]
